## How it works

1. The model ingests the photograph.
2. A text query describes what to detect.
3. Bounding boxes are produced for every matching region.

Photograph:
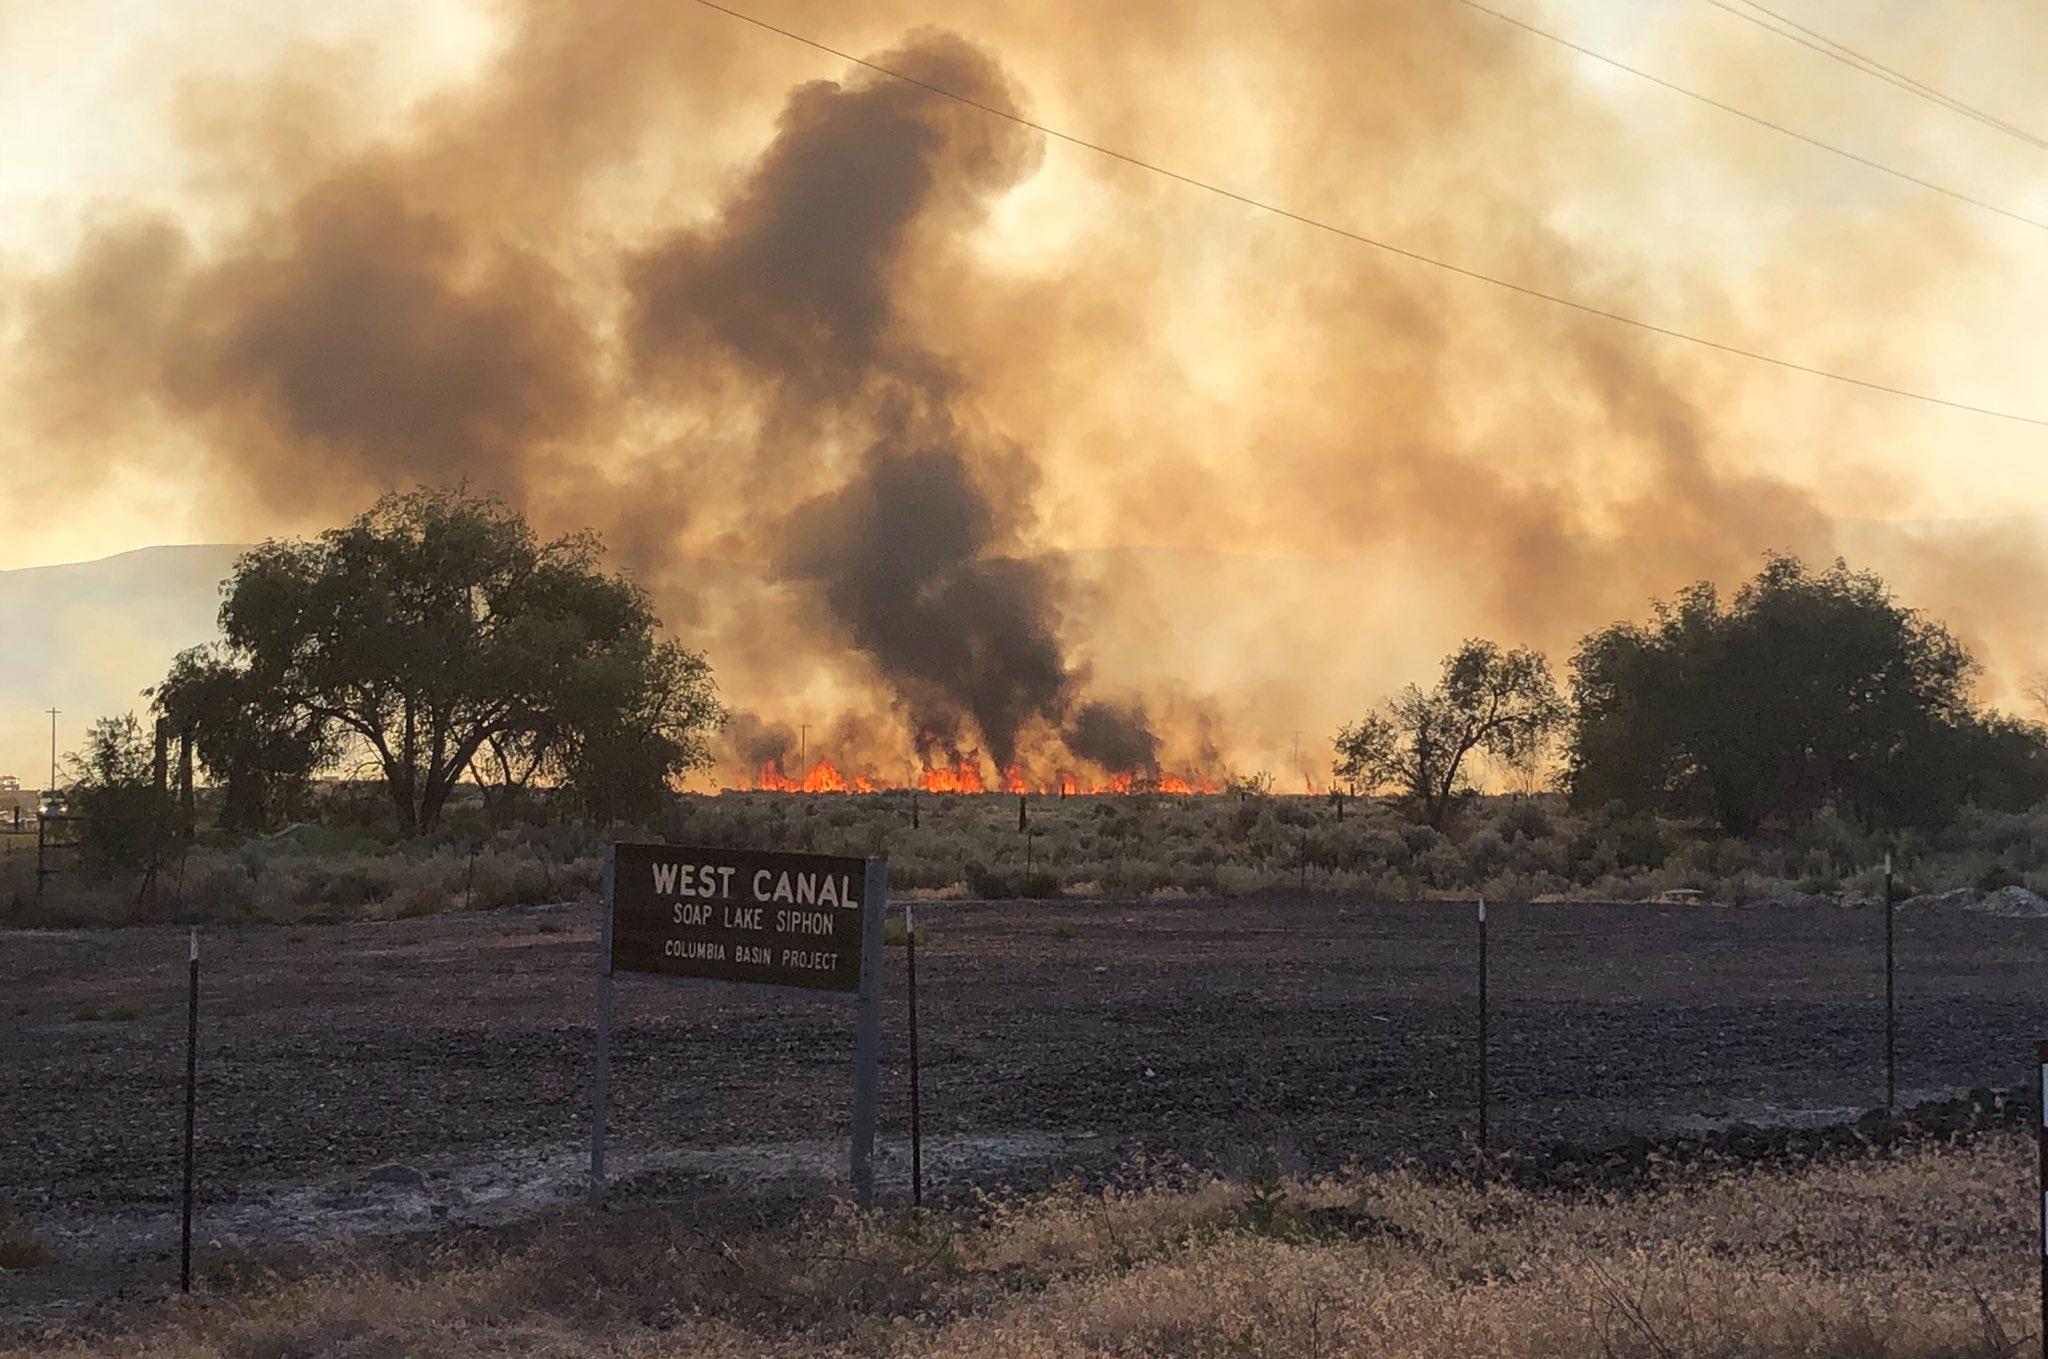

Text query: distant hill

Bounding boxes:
[0,545,244,789]
[0,540,1403,789]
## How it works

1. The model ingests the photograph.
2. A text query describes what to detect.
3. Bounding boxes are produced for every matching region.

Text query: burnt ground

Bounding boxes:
[4,895,2046,1316]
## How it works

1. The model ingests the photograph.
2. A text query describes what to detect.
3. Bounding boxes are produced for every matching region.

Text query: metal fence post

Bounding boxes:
[181,929,199,1293]
[1885,851,1897,1112]
[907,901,923,1208]
[1477,897,1490,1154]
[589,846,616,1207]
[2036,1039,2045,1359]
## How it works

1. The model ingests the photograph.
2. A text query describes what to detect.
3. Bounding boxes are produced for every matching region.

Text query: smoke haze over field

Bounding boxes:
[4,0,2047,783]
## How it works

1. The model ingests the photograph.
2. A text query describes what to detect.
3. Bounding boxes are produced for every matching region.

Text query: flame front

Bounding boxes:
[757,758,859,792]
[802,760,849,793]
[752,756,1215,795]
[920,760,988,794]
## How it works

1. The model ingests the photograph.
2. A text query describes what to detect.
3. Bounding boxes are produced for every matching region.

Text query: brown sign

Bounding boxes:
[607,843,870,993]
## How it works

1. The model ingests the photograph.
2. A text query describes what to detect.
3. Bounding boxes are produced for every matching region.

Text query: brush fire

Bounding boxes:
[751,757,1217,796]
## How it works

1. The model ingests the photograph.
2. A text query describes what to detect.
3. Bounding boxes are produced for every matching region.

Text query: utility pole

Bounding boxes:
[46,708,60,796]
[1291,731,1303,793]
[800,724,809,772]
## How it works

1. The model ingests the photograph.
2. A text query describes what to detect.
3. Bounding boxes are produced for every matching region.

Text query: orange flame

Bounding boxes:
[751,758,1217,795]
[919,760,987,794]
[758,758,860,793]
[801,760,849,793]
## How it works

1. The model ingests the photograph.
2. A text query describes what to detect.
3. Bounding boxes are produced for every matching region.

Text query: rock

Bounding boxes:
[1965,886,2048,919]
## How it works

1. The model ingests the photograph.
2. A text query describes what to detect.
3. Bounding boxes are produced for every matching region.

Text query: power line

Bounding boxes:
[1449,0,2048,234]
[686,0,2048,429]
[1700,0,2048,152]
[1728,0,2048,150]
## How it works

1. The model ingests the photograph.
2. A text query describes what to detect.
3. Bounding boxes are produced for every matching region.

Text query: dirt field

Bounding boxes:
[5,895,2046,1316]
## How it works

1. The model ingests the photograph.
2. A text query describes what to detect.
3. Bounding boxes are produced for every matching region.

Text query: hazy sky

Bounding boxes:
[4,0,2045,781]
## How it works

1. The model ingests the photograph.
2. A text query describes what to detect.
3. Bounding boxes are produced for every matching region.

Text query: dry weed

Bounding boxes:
[7,1135,2034,1358]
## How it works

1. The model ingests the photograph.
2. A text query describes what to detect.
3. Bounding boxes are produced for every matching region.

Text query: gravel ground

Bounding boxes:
[4,894,2045,1314]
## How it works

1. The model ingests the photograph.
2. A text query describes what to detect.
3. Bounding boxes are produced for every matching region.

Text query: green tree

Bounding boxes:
[1334,640,1565,830]
[477,624,722,823]
[212,486,724,834]
[1951,713,2048,814]
[151,645,332,832]
[63,714,169,874]
[1567,554,2036,833]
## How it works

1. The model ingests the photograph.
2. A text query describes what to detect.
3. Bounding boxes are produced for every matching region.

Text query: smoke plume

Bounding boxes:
[6,0,2044,785]
[625,33,1102,772]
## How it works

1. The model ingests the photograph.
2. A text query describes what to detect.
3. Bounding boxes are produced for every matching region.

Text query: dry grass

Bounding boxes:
[10,1133,2036,1358]
[9,792,2046,927]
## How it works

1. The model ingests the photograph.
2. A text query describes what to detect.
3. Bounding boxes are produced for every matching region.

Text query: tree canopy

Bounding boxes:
[152,644,331,831]
[195,486,724,833]
[1567,553,2046,833]
[1334,639,1565,829]
[62,714,169,874]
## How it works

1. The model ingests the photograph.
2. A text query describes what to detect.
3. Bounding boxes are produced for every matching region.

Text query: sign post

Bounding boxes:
[591,844,887,1209]
[848,860,888,1209]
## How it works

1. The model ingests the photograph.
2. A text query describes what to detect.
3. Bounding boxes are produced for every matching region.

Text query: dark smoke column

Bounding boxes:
[629,30,1142,777]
